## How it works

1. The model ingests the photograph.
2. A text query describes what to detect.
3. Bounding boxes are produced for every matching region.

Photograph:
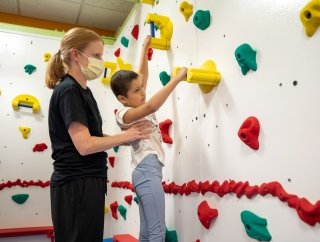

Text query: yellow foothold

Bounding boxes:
[43,52,51,62]
[117,57,132,71]
[101,61,117,85]
[173,60,221,94]
[104,206,109,214]
[141,0,155,5]
[12,94,41,113]
[19,126,31,139]
[300,0,320,37]
[146,13,173,50]
[179,1,193,22]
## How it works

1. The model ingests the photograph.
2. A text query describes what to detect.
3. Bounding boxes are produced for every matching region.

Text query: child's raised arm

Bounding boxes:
[123,67,188,124]
[138,35,152,90]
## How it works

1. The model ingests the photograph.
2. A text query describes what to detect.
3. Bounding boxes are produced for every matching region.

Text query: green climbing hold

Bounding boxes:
[240,210,272,241]
[118,205,127,220]
[24,64,36,75]
[165,227,178,242]
[159,71,171,86]
[121,36,129,48]
[235,43,257,75]
[11,194,29,204]
[193,10,211,31]
[134,196,139,204]
[113,146,120,153]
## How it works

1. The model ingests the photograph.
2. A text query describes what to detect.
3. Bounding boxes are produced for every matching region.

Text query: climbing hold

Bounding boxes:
[193,10,211,30]
[11,194,29,204]
[121,36,129,47]
[101,61,117,85]
[197,200,218,229]
[33,143,48,152]
[173,60,221,94]
[141,0,155,5]
[179,1,193,22]
[145,13,173,50]
[19,126,31,139]
[24,64,36,75]
[240,210,272,241]
[131,24,139,40]
[165,227,178,242]
[238,116,260,150]
[43,52,51,62]
[113,146,120,153]
[134,196,139,204]
[300,0,320,37]
[12,94,40,113]
[117,57,132,71]
[108,156,115,167]
[124,195,133,205]
[235,43,257,75]
[118,205,127,220]
[104,206,109,214]
[159,119,173,144]
[114,48,121,57]
[159,71,171,86]
[148,48,153,61]
[110,201,119,220]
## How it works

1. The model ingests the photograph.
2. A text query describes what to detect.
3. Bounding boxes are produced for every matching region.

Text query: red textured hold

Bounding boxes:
[187,180,200,193]
[114,109,118,115]
[195,240,200,242]
[131,25,139,40]
[159,119,173,144]
[108,156,115,168]
[113,234,138,242]
[114,48,121,57]
[33,143,48,152]
[147,48,153,61]
[197,200,218,229]
[110,201,118,220]
[124,195,133,205]
[238,116,260,150]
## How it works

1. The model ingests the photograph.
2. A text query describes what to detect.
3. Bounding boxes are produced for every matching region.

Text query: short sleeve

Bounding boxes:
[59,86,88,129]
[115,107,133,129]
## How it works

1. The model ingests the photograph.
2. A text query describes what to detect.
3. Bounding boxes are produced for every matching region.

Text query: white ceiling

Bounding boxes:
[0,0,135,33]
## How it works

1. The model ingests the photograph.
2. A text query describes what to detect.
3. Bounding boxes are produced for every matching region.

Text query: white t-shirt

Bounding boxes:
[115,106,165,167]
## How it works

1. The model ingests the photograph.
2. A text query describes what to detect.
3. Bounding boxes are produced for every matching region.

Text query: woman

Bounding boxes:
[45,27,150,242]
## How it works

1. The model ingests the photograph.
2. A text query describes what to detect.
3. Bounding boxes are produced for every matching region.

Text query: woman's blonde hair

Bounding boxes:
[45,27,103,89]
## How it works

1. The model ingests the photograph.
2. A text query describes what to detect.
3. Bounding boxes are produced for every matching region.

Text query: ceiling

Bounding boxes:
[0,0,136,37]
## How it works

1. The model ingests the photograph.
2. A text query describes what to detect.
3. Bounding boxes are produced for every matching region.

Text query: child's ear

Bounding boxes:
[117,95,127,105]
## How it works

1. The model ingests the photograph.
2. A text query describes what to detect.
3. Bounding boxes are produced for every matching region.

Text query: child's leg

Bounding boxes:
[132,154,165,242]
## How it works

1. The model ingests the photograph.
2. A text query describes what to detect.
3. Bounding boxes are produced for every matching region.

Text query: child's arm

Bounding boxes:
[138,35,151,90]
[123,67,188,124]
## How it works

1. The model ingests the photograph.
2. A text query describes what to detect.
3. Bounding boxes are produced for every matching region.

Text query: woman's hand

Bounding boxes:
[123,120,152,142]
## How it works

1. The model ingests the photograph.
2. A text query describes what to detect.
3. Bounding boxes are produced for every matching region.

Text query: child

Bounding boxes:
[110,35,187,242]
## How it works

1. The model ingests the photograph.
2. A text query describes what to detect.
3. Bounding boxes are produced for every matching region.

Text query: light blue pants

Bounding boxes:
[132,154,165,242]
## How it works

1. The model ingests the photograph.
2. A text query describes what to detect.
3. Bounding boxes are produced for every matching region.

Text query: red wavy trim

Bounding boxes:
[111,179,320,226]
[0,179,50,190]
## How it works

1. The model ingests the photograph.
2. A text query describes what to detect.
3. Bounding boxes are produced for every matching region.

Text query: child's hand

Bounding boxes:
[143,35,152,49]
[174,67,188,82]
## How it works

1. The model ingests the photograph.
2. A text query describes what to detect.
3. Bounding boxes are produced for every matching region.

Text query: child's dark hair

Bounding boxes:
[110,70,139,97]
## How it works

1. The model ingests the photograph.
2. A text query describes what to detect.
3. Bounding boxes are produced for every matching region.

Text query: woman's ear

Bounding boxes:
[118,95,127,105]
[69,49,80,62]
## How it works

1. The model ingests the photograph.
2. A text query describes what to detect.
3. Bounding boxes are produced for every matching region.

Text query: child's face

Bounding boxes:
[122,77,146,107]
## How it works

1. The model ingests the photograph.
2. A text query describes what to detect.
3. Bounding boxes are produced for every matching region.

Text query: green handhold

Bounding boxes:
[134,196,139,204]
[118,205,127,220]
[121,36,129,48]
[113,146,120,153]
[240,210,272,241]
[193,10,211,30]
[159,71,171,86]
[235,43,257,75]
[24,64,36,75]
[165,227,178,242]
[11,194,29,204]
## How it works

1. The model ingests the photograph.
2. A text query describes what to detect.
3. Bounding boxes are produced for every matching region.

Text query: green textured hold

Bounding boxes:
[113,146,120,153]
[11,194,29,204]
[159,71,171,86]
[121,36,129,48]
[134,196,139,204]
[240,210,272,241]
[193,10,211,31]
[118,205,127,220]
[165,227,178,242]
[235,43,257,75]
[24,64,36,75]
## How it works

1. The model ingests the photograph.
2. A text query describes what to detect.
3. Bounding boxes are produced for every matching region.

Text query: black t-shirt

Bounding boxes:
[48,74,107,186]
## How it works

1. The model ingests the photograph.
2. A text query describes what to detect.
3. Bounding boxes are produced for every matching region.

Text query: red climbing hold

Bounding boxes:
[131,25,139,40]
[148,48,153,61]
[124,195,133,205]
[114,48,121,57]
[33,143,48,152]
[108,157,115,168]
[197,200,218,229]
[159,119,173,144]
[110,201,119,220]
[238,116,260,150]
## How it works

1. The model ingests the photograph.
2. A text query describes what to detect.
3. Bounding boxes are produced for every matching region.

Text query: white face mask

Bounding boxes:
[79,52,104,80]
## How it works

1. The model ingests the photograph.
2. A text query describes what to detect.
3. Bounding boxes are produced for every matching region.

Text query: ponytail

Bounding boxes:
[45,51,66,89]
